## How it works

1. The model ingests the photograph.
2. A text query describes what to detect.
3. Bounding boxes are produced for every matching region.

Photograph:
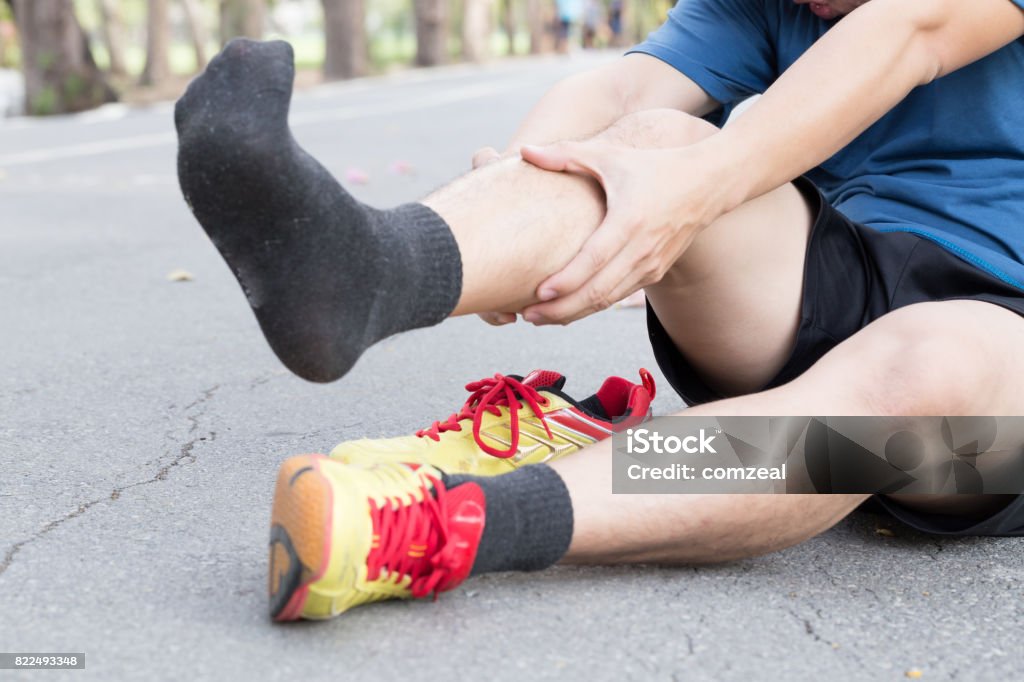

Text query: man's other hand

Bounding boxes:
[472,146,502,169]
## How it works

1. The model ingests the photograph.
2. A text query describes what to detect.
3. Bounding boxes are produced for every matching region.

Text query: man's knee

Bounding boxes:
[598,108,718,149]
[834,304,992,416]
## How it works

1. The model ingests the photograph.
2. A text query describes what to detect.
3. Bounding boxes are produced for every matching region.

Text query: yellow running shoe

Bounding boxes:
[268,454,485,621]
[331,369,656,475]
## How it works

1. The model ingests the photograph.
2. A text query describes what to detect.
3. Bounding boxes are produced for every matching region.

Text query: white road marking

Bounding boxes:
[289,80,526,126]
[0,79,535,168]
[0,131,177,167]
[76,103,132,124]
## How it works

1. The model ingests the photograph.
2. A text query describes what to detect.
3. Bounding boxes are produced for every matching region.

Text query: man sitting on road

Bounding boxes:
[173,0,1024,621]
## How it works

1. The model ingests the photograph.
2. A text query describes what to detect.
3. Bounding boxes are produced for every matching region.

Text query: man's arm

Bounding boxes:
[472,52,715,324]
[509,54,716,147]
[474,53,716,167]
[520,0,1024,323]
[705,0,1024,212]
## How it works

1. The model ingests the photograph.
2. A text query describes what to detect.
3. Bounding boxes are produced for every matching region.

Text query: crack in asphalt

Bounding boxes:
[785,603,876,675]
[0,383,221,578]
[927,540,947,561]
[787,606,825,643]
[816,560,841,587]
[0,498,106,579]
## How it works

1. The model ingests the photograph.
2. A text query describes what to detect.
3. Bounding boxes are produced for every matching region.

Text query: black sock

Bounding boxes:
[446,465,574,575]
[174,39,462,383]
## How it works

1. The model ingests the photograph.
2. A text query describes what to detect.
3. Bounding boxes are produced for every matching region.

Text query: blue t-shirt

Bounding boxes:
[630,0,1024,289]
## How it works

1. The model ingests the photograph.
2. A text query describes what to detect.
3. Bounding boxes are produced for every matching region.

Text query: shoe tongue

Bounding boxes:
[521,370,566,392]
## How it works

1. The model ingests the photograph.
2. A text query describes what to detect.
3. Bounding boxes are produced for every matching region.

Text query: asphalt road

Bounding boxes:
[1,51,1022,681]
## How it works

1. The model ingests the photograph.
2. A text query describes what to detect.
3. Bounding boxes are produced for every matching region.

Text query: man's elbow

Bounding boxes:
[894,0,1024,83]
[556,63,632,113]
[874,0,947,85]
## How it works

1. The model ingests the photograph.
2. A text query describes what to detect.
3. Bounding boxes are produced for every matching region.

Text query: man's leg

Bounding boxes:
[268,299,1024,619]
[176,40,810,389]
[432,109,811,402]
[525,299,1024,564]
[427,110,810,399]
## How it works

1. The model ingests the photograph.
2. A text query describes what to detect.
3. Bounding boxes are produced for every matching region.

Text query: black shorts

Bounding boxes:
[647,176,1024,537]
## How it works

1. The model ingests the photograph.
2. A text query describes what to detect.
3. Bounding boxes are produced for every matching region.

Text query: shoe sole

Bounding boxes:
[269,453,381,621]
[268,454,335,621]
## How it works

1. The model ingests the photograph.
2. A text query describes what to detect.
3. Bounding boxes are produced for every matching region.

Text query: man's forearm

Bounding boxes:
[694,0,1024,214]
[500,66,632,153]
[501,54,715,153]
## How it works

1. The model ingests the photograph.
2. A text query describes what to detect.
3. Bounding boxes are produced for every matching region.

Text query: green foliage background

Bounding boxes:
[1,0,674,77]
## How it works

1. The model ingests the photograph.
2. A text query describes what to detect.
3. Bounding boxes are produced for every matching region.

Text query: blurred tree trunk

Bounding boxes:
[11,0,115,114]
[414,0,447,66]
[461,0,491,63]
[220,0,264,43]
[501,0,517,55]
[321,0,366,80]
[527,0,553,54]
[625,0,654,44]
[621,0,639,44]
[140,0,170,86]
[95,0,127,77]
[0,15,6,67]
[1,0,11,68]
[180,0,209,70]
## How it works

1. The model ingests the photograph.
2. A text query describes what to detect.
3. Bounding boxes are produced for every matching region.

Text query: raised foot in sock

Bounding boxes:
[175,39,461,382]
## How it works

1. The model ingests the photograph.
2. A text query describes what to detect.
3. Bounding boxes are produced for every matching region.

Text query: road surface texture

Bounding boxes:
[1,51,1021,681]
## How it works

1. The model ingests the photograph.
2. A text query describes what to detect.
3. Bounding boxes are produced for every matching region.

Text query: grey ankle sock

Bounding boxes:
[174,39,462,383]
[447,465,574,575]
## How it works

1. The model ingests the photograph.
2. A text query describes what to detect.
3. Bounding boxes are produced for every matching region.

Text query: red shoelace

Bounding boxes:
[365,473,464,598]
[415,374,554,458]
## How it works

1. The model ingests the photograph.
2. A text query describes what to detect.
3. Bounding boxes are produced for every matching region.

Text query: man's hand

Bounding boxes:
[472,146,502,170]
[466,54,714,328]
[510,0,1024,328]
[518,140,729,325]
